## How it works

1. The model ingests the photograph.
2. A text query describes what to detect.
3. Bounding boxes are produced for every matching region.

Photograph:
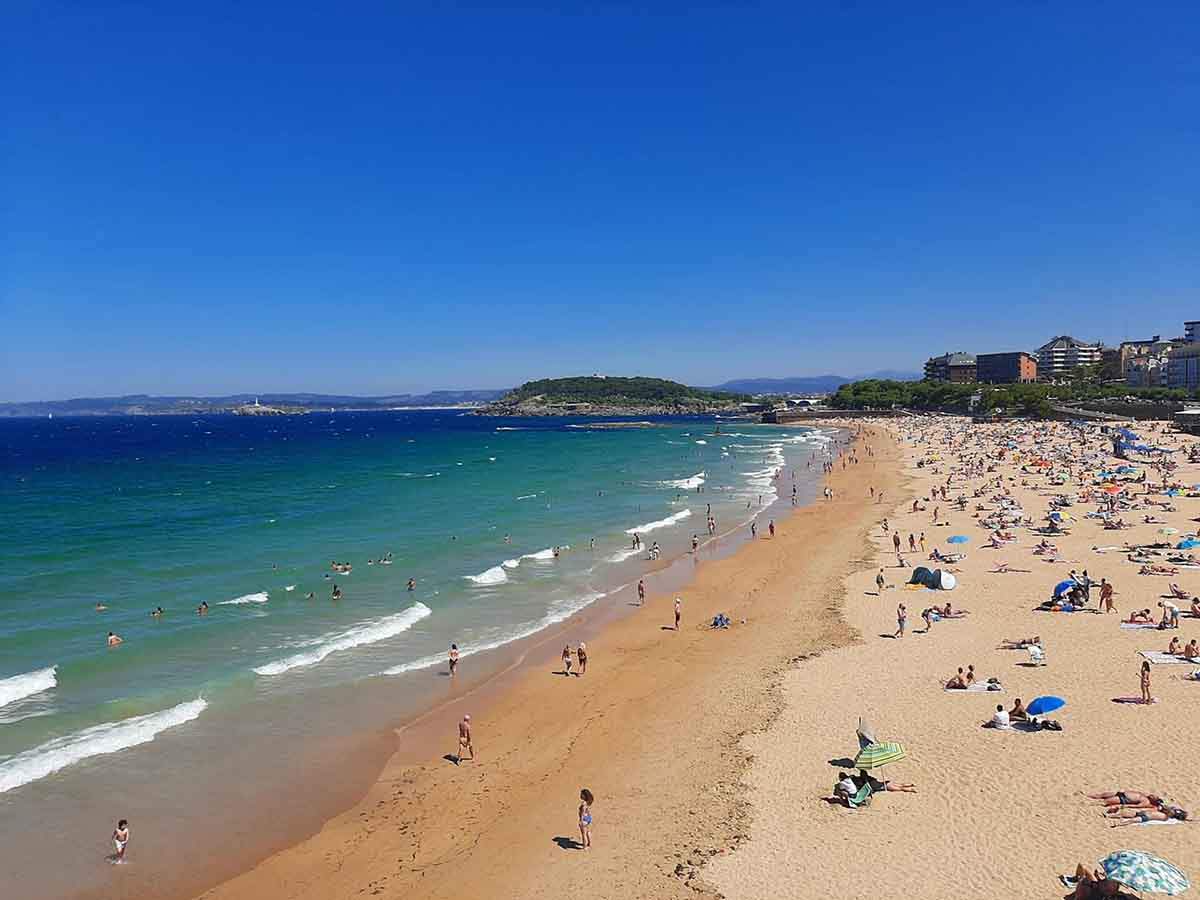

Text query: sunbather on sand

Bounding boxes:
[1060,862,1127,898]
[1167,637,1182,655]
[1085,790,1163,809]
[1123,609,1154,624]
[857,769,916,793]
[1000,635,1042,649]
[1106,806,1188,825]
[944,667,968,689]
[1185,639,1200,658]
[1170,583,1189,600]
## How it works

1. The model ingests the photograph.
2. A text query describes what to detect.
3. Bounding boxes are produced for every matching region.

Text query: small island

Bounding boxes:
[476,376,748,417]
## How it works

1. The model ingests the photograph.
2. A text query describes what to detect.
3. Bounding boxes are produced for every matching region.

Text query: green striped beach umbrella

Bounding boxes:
[853,741,907,770]
[1099,850,1189,895]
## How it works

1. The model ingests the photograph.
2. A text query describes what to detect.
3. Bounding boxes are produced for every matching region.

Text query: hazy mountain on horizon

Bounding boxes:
[712,371,921,394]
[0,389,509,418]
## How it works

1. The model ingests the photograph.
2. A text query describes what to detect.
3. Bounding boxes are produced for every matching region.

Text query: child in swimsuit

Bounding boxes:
[112,820,129,863]
[578,789,594,850]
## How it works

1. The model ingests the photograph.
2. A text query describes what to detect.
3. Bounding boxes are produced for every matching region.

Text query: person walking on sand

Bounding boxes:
[637,579,645,606]
[457,714,474,762]
[895,603,907,638]
[448,643,460,676]
[576,642,588,675]
[1140,660,1153,704]
[908,533,916,553]
[750,521,756,539]
[876,568,886,594]
[919,532,926,553]
[562,645,573,676]
[1099,578,1115,613]
[674,596,682,630]
[578,788,594,850]
[893,532,901,553]
[111,819,129,863]
[768,519,775,538]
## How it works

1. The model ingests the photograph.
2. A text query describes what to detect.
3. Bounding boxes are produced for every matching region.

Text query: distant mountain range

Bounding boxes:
[1,372,923,418]
[711,371,922,395]
[0,390,508,418]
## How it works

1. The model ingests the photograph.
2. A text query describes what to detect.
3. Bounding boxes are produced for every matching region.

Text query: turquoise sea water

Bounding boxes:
[0,411,831,896]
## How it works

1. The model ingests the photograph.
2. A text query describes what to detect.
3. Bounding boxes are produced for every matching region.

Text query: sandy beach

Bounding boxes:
[70,424,895,900]
[710,417,1200,900]
[83,415,1200,900]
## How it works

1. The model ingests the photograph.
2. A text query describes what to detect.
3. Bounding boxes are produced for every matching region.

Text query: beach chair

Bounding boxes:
[846,782,874,809]
[1028,644,1046,666]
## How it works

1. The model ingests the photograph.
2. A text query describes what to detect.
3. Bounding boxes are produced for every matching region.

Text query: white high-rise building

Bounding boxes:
[1032,336,1102,382]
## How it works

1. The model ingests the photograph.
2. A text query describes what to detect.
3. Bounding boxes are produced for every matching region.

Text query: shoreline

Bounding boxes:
[65,424,852,900]
[138,422,898,900]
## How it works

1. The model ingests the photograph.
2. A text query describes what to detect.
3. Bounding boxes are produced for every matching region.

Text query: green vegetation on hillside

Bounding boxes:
[504,376,745,405]
[828,379,1191,417]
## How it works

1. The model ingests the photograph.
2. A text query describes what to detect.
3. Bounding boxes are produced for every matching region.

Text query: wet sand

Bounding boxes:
[83,424,894,900]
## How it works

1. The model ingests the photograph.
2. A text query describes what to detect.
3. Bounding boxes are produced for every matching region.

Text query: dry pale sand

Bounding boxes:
[709,417,1200,900]
[138,425,903,900]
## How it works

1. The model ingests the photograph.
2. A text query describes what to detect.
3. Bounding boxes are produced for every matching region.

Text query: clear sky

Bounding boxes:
[3,2,1198,401]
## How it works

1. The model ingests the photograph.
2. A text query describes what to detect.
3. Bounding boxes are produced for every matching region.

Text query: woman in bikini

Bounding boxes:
[578,788,594,850]
[561,645,573,676]
[1086,790,1163,809]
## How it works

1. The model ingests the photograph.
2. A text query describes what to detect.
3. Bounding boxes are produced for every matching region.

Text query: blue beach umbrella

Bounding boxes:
[947,535,969,544]
[1099,850,1189,895]
[1053,580,1076,597]
[1177,539,1200,550]
[1026,696,1066,716]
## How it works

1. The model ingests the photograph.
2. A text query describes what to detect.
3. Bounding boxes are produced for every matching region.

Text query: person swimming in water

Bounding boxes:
[407,578,416,591]
[107,632,123,647]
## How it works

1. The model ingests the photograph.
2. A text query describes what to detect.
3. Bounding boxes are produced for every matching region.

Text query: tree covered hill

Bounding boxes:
[482,376,747,414]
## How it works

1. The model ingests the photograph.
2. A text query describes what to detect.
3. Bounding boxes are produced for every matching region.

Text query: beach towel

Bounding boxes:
[846,782,874,809]
[1112,696,1159,704]
[1139,817,1187,826]
[946,682,1004,693]
[1139,651,1199,665]
[1120,622,1160,630]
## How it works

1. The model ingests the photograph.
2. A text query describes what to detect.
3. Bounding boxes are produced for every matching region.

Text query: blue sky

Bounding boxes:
[3,2,1198,400]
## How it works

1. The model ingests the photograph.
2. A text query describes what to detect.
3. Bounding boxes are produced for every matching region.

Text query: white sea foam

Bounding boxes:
[218,592,269,605]
[284,585,296,592]
[0,698,207,795]
[661,471,705,490]
[465,565,508,586]
[524,547,558,560]
[502,558,522,569]
[516,493,538,500]
[253,603,432,676]
[381,591,607,677]
[606,546,644,563]
[625,509,692,535]
[0,666,57,710]
[694,439,708,445]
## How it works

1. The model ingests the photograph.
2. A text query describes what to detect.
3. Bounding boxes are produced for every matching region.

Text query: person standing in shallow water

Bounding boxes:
[111,819,129,863]
[448,643,459,676]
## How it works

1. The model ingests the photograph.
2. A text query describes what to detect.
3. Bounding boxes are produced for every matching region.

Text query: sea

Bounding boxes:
[0,410,834,898]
